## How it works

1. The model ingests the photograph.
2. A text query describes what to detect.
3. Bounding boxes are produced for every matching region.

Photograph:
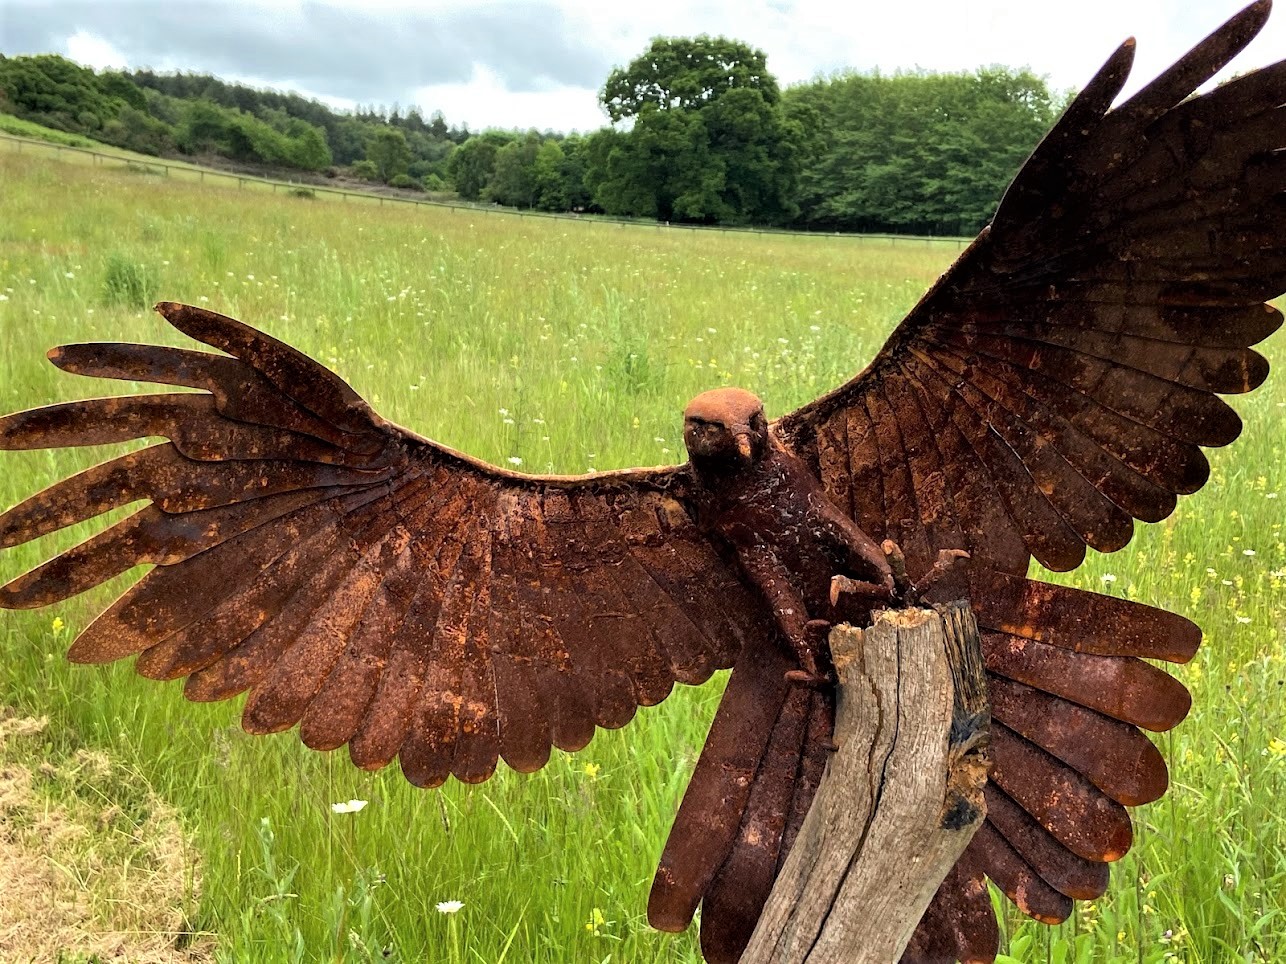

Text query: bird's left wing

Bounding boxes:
[757,2,1281,959]
[775,0,1283,581]
[0,302,773,786]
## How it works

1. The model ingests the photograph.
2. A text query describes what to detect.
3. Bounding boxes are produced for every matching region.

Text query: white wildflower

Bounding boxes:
[436,900,464,914]
[330,799,368,814]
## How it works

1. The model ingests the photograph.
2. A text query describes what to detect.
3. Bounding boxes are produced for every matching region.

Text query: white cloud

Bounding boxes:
[22,1,1286,131]
[451,0,1286,127]
[559,0,1283,96]
[411,63,607,132]
[63,29,128,71]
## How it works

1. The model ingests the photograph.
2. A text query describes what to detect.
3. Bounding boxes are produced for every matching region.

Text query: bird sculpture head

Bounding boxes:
[683,387,768,468]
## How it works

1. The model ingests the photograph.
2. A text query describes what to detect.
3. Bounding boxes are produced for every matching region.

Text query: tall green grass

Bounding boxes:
[0,151,1282,963]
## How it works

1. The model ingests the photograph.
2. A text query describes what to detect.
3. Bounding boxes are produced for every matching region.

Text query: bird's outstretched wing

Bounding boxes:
[660,2,1284,960]
[775,0,1282,580]
[0,301,773,786]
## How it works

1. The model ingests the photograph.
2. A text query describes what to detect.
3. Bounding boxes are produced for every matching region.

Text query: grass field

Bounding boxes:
[0,149,1283,964]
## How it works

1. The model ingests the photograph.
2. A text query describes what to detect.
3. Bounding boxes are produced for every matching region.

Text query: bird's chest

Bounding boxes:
[698,460,842,578]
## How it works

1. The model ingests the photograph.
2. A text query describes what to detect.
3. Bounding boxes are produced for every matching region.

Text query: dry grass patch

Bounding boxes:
[0,708,211,964]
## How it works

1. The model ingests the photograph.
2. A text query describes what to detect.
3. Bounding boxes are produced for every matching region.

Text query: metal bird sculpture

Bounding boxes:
[2,3,1284,961]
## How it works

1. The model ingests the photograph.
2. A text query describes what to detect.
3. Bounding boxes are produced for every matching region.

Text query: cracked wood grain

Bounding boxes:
[741,603,989,964]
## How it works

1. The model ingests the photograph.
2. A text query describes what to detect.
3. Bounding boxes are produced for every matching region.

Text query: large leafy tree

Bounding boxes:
[591,108,725,222]
[532,139,568,211]
[600,36,778,121]
[364,127,411,182]
[447,132,516,201]
[785,67,1061,234]
[485,133,541,208]
[589,36,801,225]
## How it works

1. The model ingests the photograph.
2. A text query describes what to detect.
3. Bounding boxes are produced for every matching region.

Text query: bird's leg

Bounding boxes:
[737,545,833,688]
[827,574,891,608]
[833,543,970,608]
[786,620,837,690]
[808,503,898,614]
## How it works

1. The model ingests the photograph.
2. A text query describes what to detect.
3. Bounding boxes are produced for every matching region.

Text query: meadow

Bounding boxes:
[0,146,1283,964]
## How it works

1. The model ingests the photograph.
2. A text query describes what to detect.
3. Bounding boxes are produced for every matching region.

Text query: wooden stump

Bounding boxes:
[740,602,990,964]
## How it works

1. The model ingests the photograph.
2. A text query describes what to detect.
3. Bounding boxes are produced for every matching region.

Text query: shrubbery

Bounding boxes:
[0,47,1063,231]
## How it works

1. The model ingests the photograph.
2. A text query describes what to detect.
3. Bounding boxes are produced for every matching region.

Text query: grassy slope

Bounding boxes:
[0,151,1283,963]
[0,112,102,148]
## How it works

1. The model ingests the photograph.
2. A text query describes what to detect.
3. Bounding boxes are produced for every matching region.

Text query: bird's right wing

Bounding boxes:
[0,303,775,788]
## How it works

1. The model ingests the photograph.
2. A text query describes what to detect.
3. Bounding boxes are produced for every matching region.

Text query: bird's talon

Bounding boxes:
[912,548,972,599]
[785,669,834,690]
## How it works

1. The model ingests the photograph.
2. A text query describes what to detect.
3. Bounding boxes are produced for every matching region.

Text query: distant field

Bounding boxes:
[0,151,1282,964]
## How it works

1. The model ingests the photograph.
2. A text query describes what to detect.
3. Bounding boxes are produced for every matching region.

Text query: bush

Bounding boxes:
[389,173,423,191]
[101,254,158,309]
[350,159,378,181]
[290,186,316,199]
[423,173,447,192]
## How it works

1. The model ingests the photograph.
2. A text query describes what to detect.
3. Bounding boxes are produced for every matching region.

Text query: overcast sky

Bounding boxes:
[1,1,1283,132]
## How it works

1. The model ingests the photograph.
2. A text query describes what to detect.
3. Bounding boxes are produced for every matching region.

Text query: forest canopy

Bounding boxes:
[0,42,1067,234]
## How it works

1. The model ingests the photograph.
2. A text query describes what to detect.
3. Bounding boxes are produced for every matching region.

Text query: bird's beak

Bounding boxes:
[735,433,754,461]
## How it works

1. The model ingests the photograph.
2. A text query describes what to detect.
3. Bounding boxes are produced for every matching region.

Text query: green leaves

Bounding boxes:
[785,68,1061,235]
[600,36,779,124]
[448,137,502,202]
[363,127,411,183]
[590,38,799,226]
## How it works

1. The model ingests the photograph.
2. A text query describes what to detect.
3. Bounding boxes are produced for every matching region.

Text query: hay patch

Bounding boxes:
[0,707,212,963]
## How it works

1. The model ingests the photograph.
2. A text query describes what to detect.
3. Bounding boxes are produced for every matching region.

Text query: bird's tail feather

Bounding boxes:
[650,570,1196,964]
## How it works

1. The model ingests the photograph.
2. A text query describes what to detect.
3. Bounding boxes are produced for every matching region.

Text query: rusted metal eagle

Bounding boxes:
[2,3,1283,961]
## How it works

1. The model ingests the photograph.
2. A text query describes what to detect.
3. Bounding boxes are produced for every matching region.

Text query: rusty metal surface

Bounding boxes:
[1,5,1284,964]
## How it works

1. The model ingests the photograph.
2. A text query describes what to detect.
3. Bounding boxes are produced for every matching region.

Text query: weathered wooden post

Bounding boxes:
[742,602,990,964]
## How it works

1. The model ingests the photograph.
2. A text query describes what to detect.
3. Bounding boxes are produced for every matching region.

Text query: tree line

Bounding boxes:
[0,39,1068,235]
